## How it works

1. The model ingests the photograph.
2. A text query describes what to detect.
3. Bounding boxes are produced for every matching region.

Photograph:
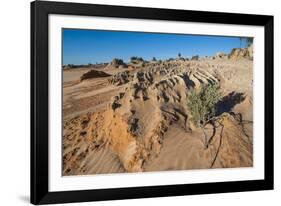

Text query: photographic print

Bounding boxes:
[31,1,273,204]
[62,29,254,176]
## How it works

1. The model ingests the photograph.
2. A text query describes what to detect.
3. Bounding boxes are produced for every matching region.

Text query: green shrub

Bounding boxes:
[187,83,221,148]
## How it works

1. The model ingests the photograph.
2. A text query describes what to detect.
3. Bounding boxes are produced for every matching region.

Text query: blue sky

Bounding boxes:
[63,29,247,65]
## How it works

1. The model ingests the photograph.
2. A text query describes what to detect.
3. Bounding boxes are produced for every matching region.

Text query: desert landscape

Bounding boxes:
[62,31,253,176]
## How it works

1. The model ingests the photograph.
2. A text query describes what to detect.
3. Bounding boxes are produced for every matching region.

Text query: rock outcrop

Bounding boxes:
[229,45,253,60]
[109,71,134,85]
[80,69,111,81]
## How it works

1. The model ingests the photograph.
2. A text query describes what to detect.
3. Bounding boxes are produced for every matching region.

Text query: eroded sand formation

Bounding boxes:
[63,47,253,175]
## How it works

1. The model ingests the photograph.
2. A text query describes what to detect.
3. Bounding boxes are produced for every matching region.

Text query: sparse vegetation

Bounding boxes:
[187,83,222,149]
[111,58,126,68]
[112,58,124,65]
[191,55,199,60]
[130,56,144,63]
[63,64,95,69]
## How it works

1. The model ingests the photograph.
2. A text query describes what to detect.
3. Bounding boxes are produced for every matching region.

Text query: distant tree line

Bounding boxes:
[63,63,107,69]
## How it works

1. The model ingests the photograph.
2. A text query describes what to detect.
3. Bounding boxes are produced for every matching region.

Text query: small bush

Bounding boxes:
[187,83,221,148]
[188,83,221,126]
[111,58,124,66]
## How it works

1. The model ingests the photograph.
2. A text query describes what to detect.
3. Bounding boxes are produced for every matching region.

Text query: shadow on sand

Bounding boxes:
[216,91,245,116]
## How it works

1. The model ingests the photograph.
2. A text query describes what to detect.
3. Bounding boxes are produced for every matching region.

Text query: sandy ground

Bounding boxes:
[64,72,121,119]
[63,56,253,176]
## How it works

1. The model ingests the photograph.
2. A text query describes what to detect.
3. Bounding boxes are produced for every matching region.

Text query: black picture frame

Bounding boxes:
[31,0,274,204]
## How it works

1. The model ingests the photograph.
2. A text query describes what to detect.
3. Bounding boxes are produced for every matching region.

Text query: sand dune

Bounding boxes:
[63,48,253,176]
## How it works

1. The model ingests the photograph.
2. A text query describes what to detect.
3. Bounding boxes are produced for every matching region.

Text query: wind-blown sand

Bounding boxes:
[63,48,253,176]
